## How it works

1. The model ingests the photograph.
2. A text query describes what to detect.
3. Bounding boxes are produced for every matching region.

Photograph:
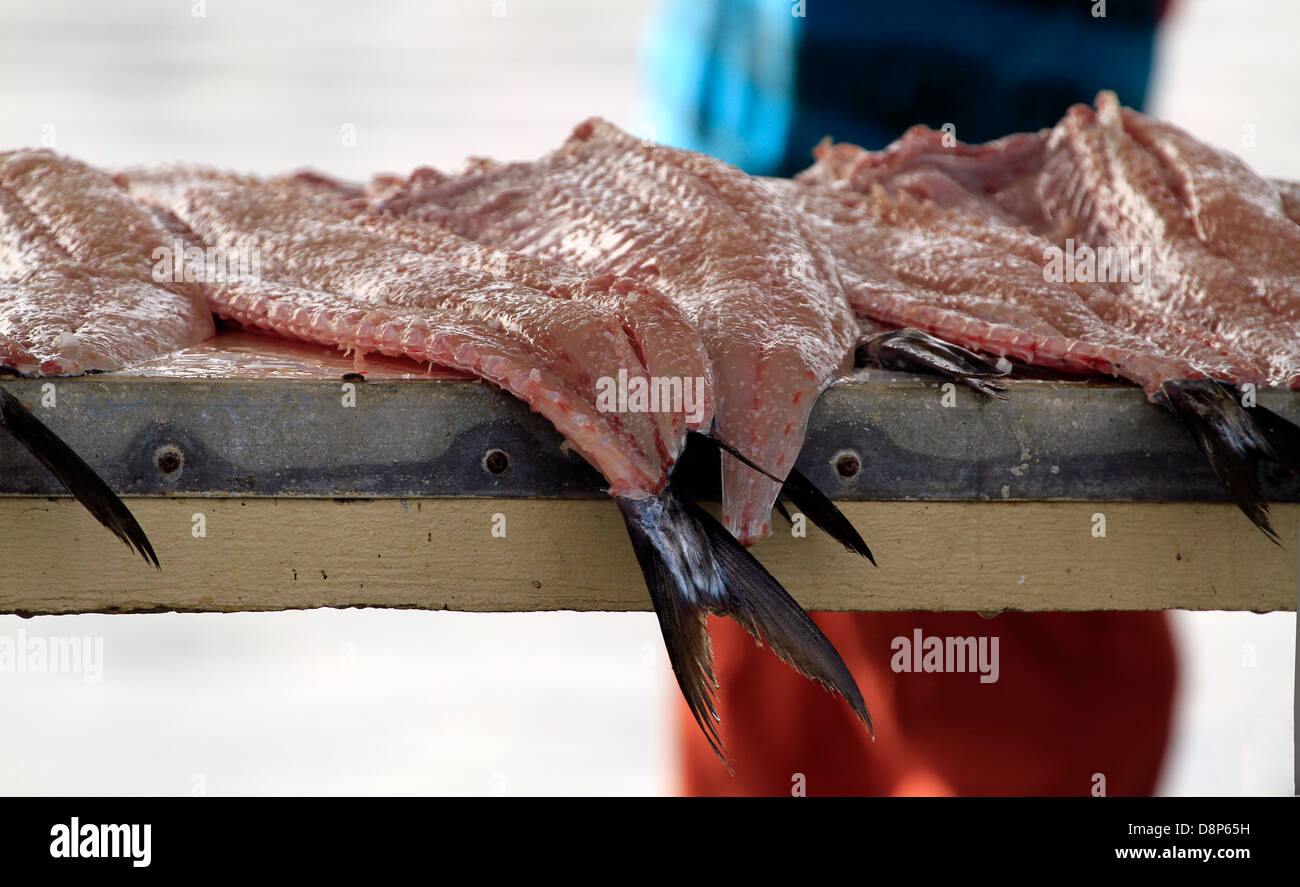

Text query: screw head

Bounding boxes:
[483,448,510,476]
[154,444,184,475]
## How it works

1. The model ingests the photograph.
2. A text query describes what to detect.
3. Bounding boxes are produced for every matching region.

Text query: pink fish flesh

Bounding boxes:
[369,118,860,547]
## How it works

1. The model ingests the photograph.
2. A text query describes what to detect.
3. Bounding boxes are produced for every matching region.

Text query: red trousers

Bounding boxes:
[678,611,1177,796]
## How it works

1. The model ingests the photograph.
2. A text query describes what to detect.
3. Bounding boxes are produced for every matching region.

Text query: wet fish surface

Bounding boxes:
[122,166,874,760]
[369,118,861,548]
[6,91,1294,756]
[1,150,212,375]
[123,168,708,493]
[797,93,1300,387]
[793,94,1300,537]
[0,149,213,563]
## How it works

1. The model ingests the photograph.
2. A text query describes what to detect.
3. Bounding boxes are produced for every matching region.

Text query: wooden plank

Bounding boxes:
[1,498,1294,615]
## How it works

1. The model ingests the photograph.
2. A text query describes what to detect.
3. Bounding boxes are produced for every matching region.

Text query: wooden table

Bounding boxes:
[3,331,1297,616]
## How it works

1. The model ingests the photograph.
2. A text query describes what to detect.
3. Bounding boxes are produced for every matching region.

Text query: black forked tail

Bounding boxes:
[1157,379,1300,545]
[1,386,159,567]
[618,488,872,765]
[777,466,875,564]
[687,430,875,563]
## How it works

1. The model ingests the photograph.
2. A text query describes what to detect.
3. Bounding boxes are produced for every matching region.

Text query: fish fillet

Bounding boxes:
[789,100,1300,537]
[0,150,212,375]
[372,118,859,545]
[123,169,705,496]
[777,180,1264,393]
[0,149,213,564]
[1274,179,1300,226]
[122,164,872,761]
[1036,93,1300,387]
[798,95,1300,388]
[797,126,1050,229]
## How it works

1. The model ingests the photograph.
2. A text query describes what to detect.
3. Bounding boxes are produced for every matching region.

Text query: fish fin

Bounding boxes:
[774,498,793,526]
[686,430,875,561]
[618,489,872,765]
[0,386,159,568]
[687,429,783,483]
[617,492,726,761]
[778,467,876,564]
[682,493,874,736]
[852,343,871,369]
[1244,398,1300,476]
[857,328,1010,400]
[1157,379,1284,545]
[959,376,1011,400]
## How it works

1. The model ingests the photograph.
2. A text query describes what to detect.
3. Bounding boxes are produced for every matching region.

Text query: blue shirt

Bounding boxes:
[643,0,1159,176]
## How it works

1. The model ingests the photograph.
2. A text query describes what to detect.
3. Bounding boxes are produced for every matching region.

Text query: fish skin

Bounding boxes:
[126,165,714,464]
[0,150,213,376]
[787,113,1300,537]
[346,206,715,462]
[1036,93,1300,388]
[1275,179,1300,226]
[0,149,211,564]
[777,179,1264,395]
[122,170,690,498]
[1118,107,1300,286]
[796,127,1050,229]
[123,166,873,761]
[801,96,1300,389]
[372,118,859,545]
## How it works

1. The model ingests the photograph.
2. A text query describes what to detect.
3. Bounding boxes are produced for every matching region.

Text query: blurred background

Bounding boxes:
[0,0,1294,795]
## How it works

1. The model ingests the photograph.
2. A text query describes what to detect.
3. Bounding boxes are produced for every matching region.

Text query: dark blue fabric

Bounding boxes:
[644,0,1159,176]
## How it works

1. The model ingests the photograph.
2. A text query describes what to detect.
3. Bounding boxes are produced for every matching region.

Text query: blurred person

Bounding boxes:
[643,0,1178,796]
[645,0,1162,177]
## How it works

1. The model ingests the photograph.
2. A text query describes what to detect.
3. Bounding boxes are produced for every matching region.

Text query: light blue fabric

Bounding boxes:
[642,0,801,174]
[643,0,1158,176]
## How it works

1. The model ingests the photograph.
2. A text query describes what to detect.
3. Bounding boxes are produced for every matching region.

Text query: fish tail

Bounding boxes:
[686,429,875,561]
[1156,379,1300,545]
[617,487,872,764]
[0,386,159,568]
[856,328,1011,400]
[777,466,876,564]
[1248,399,1300,476]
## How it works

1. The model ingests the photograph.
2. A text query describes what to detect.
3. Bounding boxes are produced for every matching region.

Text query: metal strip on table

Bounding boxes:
[3,371,1298,502]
